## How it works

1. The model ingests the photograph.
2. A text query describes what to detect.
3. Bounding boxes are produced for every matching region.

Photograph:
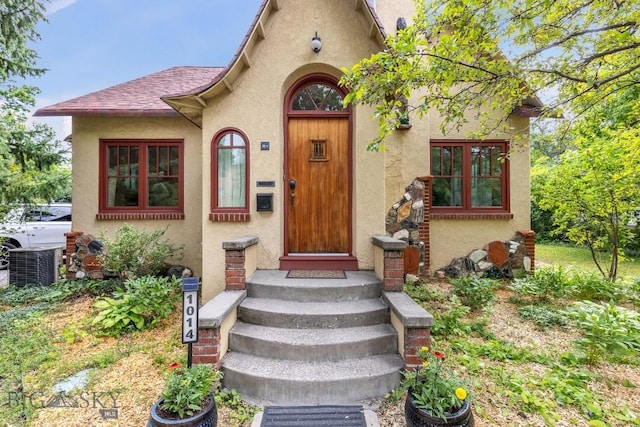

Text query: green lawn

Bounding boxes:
[536,243,640,278]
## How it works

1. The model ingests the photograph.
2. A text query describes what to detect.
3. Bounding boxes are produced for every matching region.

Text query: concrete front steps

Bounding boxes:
[220,270,405,405]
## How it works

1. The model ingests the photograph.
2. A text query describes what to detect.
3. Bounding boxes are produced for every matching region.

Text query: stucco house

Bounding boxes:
[36,0,538,403]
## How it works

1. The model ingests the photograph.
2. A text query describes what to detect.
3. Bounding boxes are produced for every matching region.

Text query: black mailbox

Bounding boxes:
[256,193,273,212]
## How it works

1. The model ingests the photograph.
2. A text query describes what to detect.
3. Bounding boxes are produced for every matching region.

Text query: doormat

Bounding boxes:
[260,405,366,426]
[286,270,346,279]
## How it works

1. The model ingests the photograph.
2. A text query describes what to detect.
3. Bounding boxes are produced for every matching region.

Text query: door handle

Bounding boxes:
[289,179,296,190]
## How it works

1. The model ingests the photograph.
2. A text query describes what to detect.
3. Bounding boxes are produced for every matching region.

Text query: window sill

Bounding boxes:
[97,212,185,220]
[209,212,251,222]
[430,212,513,220]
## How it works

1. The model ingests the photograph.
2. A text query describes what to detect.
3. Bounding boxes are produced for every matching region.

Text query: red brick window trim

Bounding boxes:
[430,212,514,220]
[97,212,185,220]
[209,212,251,222]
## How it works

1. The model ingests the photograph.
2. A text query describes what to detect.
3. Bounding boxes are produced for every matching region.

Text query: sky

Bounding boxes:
[26,0,263,141]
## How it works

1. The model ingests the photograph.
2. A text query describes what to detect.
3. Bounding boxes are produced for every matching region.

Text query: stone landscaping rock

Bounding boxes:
[439,233,533,279]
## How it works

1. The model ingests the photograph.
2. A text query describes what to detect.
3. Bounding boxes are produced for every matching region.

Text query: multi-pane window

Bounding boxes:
[431,140,509,212]
[212,129,249,211]
[100,140,183,213]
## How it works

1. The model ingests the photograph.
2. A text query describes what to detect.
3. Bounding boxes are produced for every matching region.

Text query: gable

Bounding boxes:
[161,0,387,127]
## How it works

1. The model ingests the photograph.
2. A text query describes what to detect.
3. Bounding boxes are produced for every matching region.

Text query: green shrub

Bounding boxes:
[450,277,497,310]
[518,305,569,329]
[431,295,471,336]
[566,300,640,364]
[510,266,572,303]
[98,224,184,280]
[404,281,447,304]
[91,276,181,336]
[569,272,622,302]
[161,364,223,419]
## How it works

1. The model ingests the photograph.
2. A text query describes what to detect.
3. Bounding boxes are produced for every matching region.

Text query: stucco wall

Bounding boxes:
[425,113,531,271]
[198,0,392,299]
[70,116,203,278]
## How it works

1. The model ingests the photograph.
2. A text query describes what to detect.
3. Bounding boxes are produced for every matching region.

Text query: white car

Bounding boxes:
[0,203,72,270]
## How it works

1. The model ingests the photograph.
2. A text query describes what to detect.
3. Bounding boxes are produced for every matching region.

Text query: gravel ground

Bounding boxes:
[19,281,640,426]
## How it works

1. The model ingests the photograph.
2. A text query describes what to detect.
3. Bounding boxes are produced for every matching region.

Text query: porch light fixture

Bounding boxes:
[311,32,322,53]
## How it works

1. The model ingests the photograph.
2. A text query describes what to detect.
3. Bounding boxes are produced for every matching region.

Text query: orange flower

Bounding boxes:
[434,351,446,360]
[168,362,182,370]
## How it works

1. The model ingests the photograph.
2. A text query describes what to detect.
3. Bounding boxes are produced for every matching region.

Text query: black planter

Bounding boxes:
[147,394,217,427]
[405,392,474,427]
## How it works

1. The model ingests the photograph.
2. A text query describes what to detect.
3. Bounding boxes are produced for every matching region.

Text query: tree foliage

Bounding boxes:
[536,87,640,281]
[340,0,640,150]
[0,0,70,205]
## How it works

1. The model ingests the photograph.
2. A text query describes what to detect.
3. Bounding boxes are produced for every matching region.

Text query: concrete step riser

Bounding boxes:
[222,368,401,405]
[238,305,390,329]
[229,327,398,361]
[245,281,382,302]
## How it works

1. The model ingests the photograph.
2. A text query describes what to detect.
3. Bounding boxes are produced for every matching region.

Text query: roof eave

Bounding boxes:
[33,108,181,117]
[163,0,387,127]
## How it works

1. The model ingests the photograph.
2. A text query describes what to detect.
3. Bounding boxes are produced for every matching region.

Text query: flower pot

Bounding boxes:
[147,394,217,427]
[405,391,474,427]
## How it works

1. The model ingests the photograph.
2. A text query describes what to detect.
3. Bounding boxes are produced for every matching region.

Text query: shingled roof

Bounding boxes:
[34,66,223,117]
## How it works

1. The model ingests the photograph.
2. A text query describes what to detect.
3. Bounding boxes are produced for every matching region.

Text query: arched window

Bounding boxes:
[211,129,249,220]
[290,83,345,111]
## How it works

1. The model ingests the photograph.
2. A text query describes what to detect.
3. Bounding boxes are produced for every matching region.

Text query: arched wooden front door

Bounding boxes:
[280,75,356,270]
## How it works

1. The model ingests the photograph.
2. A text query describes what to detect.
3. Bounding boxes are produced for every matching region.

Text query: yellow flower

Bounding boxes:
[422,361,429,367]
[421,346,429,352]
[455,387,467,400]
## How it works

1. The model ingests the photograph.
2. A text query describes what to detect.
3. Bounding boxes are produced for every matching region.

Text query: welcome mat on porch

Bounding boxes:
[286,270,346,279]
[260,405,366,426]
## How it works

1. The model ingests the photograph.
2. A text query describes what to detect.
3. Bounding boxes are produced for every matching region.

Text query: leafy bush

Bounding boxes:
[404,281,447,304]
[566,301,640,364]
[518,305,569,329]
[569,271,623,302]
[98,224,184,280]
[450,277,497,310]
[510,266,572,303]
[431,295,471,336]
[91,276,181,336]
[161,364,223,419]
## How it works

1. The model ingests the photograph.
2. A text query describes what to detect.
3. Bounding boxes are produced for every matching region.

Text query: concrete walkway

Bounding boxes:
[0,269,7,287]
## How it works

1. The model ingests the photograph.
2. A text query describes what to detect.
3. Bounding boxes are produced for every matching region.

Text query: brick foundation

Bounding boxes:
[383,250,405,292]
[192,328,222,367]
[417,176,432,276]
[64,231,83,279]
[403,326,432,370]
[517,229,536,273]
[225,249,246,290]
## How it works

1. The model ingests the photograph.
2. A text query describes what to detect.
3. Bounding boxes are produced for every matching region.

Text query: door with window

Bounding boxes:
[284,76,352,258]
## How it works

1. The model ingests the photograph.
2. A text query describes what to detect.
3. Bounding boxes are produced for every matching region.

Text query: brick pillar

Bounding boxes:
[403,326,432,371]
[192,328,222,367]
[418,176,432,276]
[517,230,536,273]
[64,231,83,279]
[225,249,246,290]
[384,249,405,291]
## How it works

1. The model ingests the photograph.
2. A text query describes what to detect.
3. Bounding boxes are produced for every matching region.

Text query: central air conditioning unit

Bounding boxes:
[9,246,62,287]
